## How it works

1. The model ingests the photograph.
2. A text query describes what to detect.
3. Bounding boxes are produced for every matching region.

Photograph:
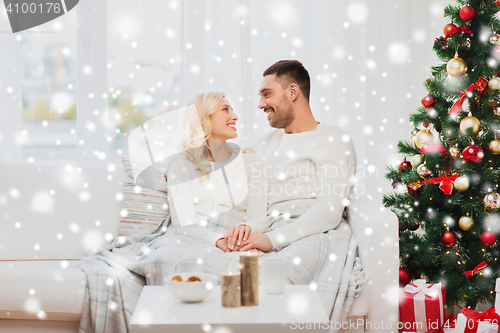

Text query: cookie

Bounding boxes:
[186,276,202,282]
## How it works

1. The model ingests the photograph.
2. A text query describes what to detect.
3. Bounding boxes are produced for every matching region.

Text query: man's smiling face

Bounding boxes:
[258,74,295,129]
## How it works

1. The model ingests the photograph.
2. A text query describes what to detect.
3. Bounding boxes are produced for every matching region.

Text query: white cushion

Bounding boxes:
[0,162,123,260]
[0,260,85,321]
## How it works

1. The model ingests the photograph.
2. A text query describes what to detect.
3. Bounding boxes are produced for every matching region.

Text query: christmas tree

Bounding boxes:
[384,0,500,309]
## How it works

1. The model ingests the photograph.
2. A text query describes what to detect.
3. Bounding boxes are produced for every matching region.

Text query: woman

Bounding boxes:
[166,91,268,252]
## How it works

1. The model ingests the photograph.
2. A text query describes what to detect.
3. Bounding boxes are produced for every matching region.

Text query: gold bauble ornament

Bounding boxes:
[489,139,500,155]
[454,175,469,191]
[489,77,500,90]
[413,129,435,149]
[410,154,424,168]
[491,33,500,45]
[459,115,481,136]
[459,216,474,230]
[446,54,467,77]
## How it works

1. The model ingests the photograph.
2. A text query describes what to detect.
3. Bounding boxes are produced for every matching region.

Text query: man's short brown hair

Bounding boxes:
[263,60,311,101]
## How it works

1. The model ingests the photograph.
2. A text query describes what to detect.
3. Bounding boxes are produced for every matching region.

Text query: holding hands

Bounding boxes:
[215,224,271,256]
[225,224,252,251]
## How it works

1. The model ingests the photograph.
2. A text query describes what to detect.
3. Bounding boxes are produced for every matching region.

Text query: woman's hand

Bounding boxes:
[225,224,252,251]
[216,238,227,251]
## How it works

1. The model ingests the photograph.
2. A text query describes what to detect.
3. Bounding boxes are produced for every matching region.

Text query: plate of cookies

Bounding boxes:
[164,273,218,303]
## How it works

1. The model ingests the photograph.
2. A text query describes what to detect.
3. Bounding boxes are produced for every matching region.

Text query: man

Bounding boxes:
[239,59,357,251]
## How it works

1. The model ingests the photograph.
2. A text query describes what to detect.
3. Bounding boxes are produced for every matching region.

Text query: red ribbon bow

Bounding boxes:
[464,261,487,277]
[424,173,460,195]
[419,143,447,155]
[448,84,475,114]
[462,307,500,327]
[445,25,472,40]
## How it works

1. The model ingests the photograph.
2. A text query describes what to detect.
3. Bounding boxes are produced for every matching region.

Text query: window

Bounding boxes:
[20,9,77,164]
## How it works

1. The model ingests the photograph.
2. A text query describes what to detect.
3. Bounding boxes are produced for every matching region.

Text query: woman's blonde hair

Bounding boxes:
[178,92,255,181]
[179,92,225,179]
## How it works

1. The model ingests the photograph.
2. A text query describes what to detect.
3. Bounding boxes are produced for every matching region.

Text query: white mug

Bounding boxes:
[261,258,288,294]
[175,258,203,274]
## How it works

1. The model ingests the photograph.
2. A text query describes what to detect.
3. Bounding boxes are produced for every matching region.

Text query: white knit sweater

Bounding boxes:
[166,151,268,246]
[251,123,357,249]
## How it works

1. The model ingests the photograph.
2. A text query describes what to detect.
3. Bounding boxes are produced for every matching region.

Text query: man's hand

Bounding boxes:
[225,224,252,251]
[240,233,273,252]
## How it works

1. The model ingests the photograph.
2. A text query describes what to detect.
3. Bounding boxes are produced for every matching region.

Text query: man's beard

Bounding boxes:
[268,95,295,129]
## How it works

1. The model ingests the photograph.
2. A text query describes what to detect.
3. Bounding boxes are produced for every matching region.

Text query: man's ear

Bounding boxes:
[289,83,299,102]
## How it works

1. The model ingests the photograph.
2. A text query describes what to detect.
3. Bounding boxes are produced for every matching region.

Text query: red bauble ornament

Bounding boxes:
[462,145,484,163]
[399,268,411,287]
[460,6,475,21]
[408,221,420,231]
[481,231,497,247]
[421,94,436,108]
[441,231,456,247]
[443,23,457,36]
[399,158,412,173]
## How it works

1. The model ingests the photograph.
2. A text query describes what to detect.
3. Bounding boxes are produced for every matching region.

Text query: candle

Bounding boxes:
[240,251,259,306]
[221,271,241,308]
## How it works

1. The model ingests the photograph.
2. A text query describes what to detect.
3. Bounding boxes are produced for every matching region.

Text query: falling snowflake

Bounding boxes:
[286,293,309,315]
[69,223,81,234]
[9,188,20,199]
[346,2,368,24]
[30,191,54,214]
[82,230,104,250]
[388,42,410,64]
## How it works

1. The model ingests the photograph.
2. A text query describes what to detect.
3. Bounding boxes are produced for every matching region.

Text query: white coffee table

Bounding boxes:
[130,285,329,333]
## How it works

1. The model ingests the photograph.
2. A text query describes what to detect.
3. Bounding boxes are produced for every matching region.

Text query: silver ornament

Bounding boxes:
[409,128,419,141]
[484,192,500,210]
[494,107,500,117]
[450,146,460,158]
[417,164,431,177]
[491,33,500,45]
[465,37,471,48]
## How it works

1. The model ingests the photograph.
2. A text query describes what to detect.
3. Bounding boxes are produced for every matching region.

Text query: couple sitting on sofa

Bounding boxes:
[78,60,365,333]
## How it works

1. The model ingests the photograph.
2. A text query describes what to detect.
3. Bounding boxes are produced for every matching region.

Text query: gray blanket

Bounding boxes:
[78,215,365,333]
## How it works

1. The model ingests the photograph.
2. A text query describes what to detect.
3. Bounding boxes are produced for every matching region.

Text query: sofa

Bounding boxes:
[0,161,373,332]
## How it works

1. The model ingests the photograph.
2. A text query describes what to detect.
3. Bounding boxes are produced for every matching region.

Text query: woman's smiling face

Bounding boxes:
[209,97,238,141]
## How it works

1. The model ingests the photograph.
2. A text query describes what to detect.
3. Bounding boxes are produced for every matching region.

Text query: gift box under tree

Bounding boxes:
[455,308,500,333]
[400,279,446,333]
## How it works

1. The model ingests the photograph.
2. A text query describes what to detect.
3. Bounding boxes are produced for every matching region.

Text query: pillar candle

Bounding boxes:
[221,271,241,308]
[240,251,259,306]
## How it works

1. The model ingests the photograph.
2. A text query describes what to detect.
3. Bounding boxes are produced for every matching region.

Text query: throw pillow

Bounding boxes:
[117,157,169,236]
